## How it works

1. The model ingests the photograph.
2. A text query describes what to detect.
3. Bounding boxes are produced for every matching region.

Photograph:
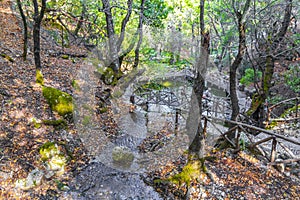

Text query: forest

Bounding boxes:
[0,0,300,199]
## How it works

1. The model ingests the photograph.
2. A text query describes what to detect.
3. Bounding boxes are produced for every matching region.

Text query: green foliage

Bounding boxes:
[143,0,172,28]
[141,81,166,90]
[284,64,300,92]
[42,86,73,117]
[240,68,262,86]
[36,69,44,86]
[140,47,157,60]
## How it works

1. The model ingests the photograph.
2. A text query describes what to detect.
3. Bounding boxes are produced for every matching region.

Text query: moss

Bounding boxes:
[71,79,80,91]
[102,68,118,85]
[39,142,68,175]
[280,104,300,118]
[168,159,201,186]
[99,107,108,113]
[266,120,278,130]
[32,118,42,129]
[82,104,93,112]
[39,142,59,162]
[61,54,69,59]
[82,115,91,126]
[0,53,14,62]
[43,119,67,130]
[162,81,173,87]
[36,69,44,86]
[42,86,73,118]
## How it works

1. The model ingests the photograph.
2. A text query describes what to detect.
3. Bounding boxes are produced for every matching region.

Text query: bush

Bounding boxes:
[240,68,262,86]
[284,64,300,92]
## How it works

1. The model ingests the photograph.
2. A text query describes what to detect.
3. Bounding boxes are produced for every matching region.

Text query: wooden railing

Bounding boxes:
[203,116,300,167]
[267,97,300,123]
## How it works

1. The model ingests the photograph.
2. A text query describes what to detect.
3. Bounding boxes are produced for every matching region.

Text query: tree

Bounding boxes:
[188,0,209,158]
[32,0,47,71]
[16,0,28,61]
[247,0,293,128]
[228,0,251,130]
[133,0,146,68]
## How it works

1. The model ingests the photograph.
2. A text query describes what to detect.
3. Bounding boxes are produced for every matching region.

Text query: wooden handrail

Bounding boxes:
[269,97,300,110]
[205,116,300,146]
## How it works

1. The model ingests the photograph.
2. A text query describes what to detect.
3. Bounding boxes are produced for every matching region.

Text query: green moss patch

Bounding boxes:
[168,159,201,186]
[39,142,67,176]
[0,53,14,62]
[43,119,67,130]
[42,86,73,118]
[36,69,44,86]
[82,115,91,126]
[71,79,80,91]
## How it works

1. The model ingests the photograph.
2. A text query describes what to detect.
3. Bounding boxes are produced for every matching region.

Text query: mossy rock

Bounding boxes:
[39,142,60,162]
[42,86,73,118]
[39,142,67,176]
[36,69,44,86]
[112,146,134,167]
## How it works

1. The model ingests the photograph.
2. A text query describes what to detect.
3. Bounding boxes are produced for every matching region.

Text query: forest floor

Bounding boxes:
[0,0,300,199]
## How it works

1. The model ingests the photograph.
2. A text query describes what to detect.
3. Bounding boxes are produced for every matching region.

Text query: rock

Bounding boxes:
[112,146,134,166]
[39,142,67,177]
[15,168,44,190]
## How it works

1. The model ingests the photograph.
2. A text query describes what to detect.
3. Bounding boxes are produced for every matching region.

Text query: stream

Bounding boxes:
[67,66,233,199]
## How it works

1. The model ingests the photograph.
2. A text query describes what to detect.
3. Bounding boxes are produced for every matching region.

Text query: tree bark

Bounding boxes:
[251,0,293,128]
[17,0,28,61]
[188,0,209,157]
[228,0,251,134]
[133,0,146,68]
[32,0,46,70]
[102,0,119,73]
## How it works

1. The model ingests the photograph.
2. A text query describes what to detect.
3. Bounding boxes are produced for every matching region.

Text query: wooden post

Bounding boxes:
[270,137,277,162]
[175,108,180,133]
[296,98,298,120]
[236,131,241,152]
[203,116,207,139]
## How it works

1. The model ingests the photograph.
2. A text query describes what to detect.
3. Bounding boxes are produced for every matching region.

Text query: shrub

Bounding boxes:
[284,64,300,92]
[240,68,262,86]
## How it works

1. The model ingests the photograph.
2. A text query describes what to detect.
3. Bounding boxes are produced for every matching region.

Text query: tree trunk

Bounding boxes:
[228,0,251,134]
[74,0,86,36]
[188,0,209,157]
[133,0,145,68]
[252,0,292,128]
[17,0,28,61]
[102,0,119,73]
[32,0,46,70]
